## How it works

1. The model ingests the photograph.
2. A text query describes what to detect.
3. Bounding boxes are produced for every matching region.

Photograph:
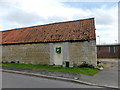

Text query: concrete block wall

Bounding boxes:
[2,43,50,65]
[69,40,97,67]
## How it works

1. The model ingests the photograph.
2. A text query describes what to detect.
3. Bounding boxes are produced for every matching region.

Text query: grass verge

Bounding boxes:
[0,63,2,66]
[2,63,99,76]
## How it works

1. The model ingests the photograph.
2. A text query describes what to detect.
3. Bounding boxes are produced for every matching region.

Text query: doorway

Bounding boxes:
[53,43,63,65]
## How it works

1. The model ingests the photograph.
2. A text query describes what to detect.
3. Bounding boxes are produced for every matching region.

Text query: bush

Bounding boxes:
[97,61,101,64]
[79,61,95,68]
[2,61,8,63]
[10,61,15,63]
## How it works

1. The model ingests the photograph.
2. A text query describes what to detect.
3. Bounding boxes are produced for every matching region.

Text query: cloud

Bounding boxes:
[0,0,71,30]
[0,0,118,44]
[46,16,67,23]
[5,9,46,25]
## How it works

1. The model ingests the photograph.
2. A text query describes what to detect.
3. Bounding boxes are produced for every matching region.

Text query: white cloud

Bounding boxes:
[95,6,118,44]
[0,0,118,44]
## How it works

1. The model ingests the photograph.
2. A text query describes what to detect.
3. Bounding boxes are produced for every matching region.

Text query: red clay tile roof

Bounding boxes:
[1,18,96,44]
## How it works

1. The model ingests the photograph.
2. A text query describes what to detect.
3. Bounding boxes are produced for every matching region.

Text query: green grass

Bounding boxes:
[2,63,99,76]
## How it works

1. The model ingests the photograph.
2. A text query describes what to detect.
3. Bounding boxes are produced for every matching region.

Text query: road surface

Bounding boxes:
[2,72,102,88]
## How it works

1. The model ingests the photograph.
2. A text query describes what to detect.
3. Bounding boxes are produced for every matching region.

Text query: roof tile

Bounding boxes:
[1,18,96,44]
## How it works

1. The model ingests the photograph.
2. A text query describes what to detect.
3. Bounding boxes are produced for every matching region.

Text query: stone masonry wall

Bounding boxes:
[69,40,97,67]
[2,40,97,67]
[2,43,50,65]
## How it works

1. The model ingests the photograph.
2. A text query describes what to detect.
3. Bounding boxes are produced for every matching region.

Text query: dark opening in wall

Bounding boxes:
[66,62,69,67]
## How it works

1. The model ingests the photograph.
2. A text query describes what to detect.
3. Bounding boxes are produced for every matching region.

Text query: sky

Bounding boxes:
[0,0,119,45]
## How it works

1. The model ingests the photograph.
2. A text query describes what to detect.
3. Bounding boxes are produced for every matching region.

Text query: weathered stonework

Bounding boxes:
[2,40,97,67]
[2,43,50,65]
[69,40,97,66]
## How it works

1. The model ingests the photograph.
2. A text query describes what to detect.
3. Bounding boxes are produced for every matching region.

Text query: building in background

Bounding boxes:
[1,18,97,67]
[97,44,120,58]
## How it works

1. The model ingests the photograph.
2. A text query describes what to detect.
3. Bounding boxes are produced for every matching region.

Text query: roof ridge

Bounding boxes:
[2,17,94,32]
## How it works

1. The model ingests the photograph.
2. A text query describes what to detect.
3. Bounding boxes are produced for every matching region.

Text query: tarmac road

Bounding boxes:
[2,72,102,88]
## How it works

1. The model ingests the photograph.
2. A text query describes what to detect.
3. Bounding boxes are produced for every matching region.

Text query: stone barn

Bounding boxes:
[1,18,97,67]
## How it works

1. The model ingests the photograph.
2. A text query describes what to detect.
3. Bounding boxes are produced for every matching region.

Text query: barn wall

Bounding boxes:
[49,42,69,66]
[0,45,2,63]
[2,43,50,65]
[0,32,2,63]
[2,40,97,67]
[69,40,97,67]
[97,45,120,58]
